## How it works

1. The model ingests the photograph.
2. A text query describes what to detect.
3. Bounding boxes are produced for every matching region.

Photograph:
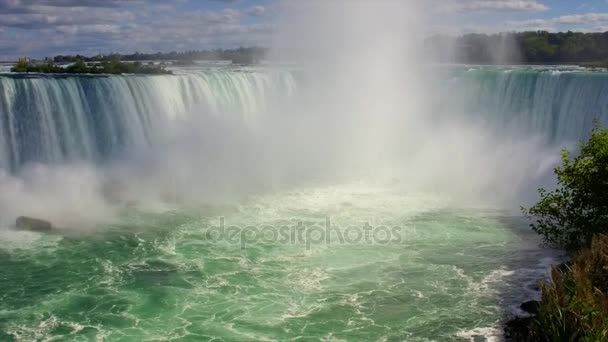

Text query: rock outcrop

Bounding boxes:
[16,216,52,232]
[520,300,540,315]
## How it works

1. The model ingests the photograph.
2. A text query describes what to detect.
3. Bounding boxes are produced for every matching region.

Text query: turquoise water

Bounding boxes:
[1,65,607,172]
[0,184,558,341]
[442,65,608,144]
[0,65,597,340]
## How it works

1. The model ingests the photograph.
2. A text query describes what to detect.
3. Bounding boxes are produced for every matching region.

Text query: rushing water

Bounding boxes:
[2,65,603,341]
[444,65,608,143]
[0,68,296,172]
[0,186,558,341]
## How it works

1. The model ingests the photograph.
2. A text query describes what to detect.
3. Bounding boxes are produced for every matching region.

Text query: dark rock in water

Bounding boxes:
[16,216,52,232]
[520,300,540,315]
[504,316,533,341]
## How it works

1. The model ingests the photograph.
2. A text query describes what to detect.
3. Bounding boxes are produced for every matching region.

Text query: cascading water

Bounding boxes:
[0,69,297,172]
[2,0,605,337]
[444,66,608,144]
[2,66,606,175]
[1,65,604,341]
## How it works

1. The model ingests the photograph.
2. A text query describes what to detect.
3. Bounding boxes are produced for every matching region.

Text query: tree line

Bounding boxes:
[51,47,268,65]
[426,31,608,65]
[31,32,608,66]
[11,59,171,75]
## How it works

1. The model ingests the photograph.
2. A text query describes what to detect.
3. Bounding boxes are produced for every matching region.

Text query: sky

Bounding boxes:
[1,0,608,60]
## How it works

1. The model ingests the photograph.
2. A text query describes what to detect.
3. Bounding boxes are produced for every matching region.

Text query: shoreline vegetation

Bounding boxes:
[8,46,266,75]
[11,59,172,75]
[427,31,608,68]
[509,122,608,341]
[4,35,608,339]
[7,36,608,73]
[50,47,266,65]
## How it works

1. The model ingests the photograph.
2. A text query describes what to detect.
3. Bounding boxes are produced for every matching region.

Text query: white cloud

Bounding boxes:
[246,5,268,17]
[443,0,548,13]
[0,0,274,59]
[505,12,608,31]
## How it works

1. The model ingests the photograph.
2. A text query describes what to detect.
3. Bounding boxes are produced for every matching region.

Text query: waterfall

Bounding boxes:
[0,69,297,172]
[1,66,608,174]
[445,66,608,144]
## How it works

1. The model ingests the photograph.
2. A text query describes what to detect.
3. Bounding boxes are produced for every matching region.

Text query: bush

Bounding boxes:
[529,235,608,341]
[523,121,608,251]
[11,58,171,75]
[10,58,30,72]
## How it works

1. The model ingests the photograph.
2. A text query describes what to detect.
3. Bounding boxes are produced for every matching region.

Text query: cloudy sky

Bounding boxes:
[1,0,608,60]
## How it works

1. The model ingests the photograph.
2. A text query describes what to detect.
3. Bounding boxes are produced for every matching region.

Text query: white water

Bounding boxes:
[1,65,607,226]
[0,2,597,339]
[0,69,296,171]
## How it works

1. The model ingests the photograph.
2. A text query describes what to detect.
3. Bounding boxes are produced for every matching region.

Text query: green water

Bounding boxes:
[0,184,557,341]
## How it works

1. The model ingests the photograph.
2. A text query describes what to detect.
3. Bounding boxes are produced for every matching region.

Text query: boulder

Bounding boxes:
[520,300,541,315]
[504,316,533,340]
[16,216,52,232]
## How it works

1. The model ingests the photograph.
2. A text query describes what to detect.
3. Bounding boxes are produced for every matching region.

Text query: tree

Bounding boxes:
[66,59,89,73]
[10,58,30,72]
[523,121,608,251]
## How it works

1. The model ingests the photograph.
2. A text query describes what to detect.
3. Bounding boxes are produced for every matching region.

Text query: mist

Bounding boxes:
[267,1,558,205]
[0,1,565,230]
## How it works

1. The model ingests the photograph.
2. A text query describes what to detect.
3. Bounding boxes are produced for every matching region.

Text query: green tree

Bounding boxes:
[66,59,89,73]
[524,121,608,252]
[523,33,557,62]
[11,58,31,72]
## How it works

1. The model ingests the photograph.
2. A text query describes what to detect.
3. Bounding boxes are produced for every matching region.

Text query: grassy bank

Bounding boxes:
[510,122,608,341]
[530,235,608,341]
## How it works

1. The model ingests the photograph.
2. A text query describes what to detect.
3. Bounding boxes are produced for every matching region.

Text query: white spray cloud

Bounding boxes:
[0,1,566,231]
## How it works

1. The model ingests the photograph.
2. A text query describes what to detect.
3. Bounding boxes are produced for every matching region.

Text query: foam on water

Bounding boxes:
[0,183,564,341]
[0,65,594,340]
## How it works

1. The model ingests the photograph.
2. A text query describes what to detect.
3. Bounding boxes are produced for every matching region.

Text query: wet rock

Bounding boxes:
[504,316,533,341]
[520,300,540,315]
[16,216,52,232]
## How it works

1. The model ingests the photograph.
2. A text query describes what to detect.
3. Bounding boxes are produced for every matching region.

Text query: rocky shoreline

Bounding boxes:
[504,302,540,340]
[503,262,570,341]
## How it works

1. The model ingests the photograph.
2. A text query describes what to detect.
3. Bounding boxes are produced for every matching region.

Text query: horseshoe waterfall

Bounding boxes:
[0,65,605,341]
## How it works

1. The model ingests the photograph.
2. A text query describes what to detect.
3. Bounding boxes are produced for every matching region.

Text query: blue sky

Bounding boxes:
[445,0,608,32]
[1,0,608,60]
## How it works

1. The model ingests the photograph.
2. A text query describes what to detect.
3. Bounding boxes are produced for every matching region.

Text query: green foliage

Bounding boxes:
[51,47,267,65]
[11,58,171,75]
[427,31,608,64]
[11,58,63,73]
[523,33,557,62]
[65,59,90,73]
[528,235,608,341]
[10,58,30,72]
[523,121,608,251]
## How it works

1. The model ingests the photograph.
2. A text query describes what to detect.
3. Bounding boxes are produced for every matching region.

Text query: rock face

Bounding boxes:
[16,216,52,232]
